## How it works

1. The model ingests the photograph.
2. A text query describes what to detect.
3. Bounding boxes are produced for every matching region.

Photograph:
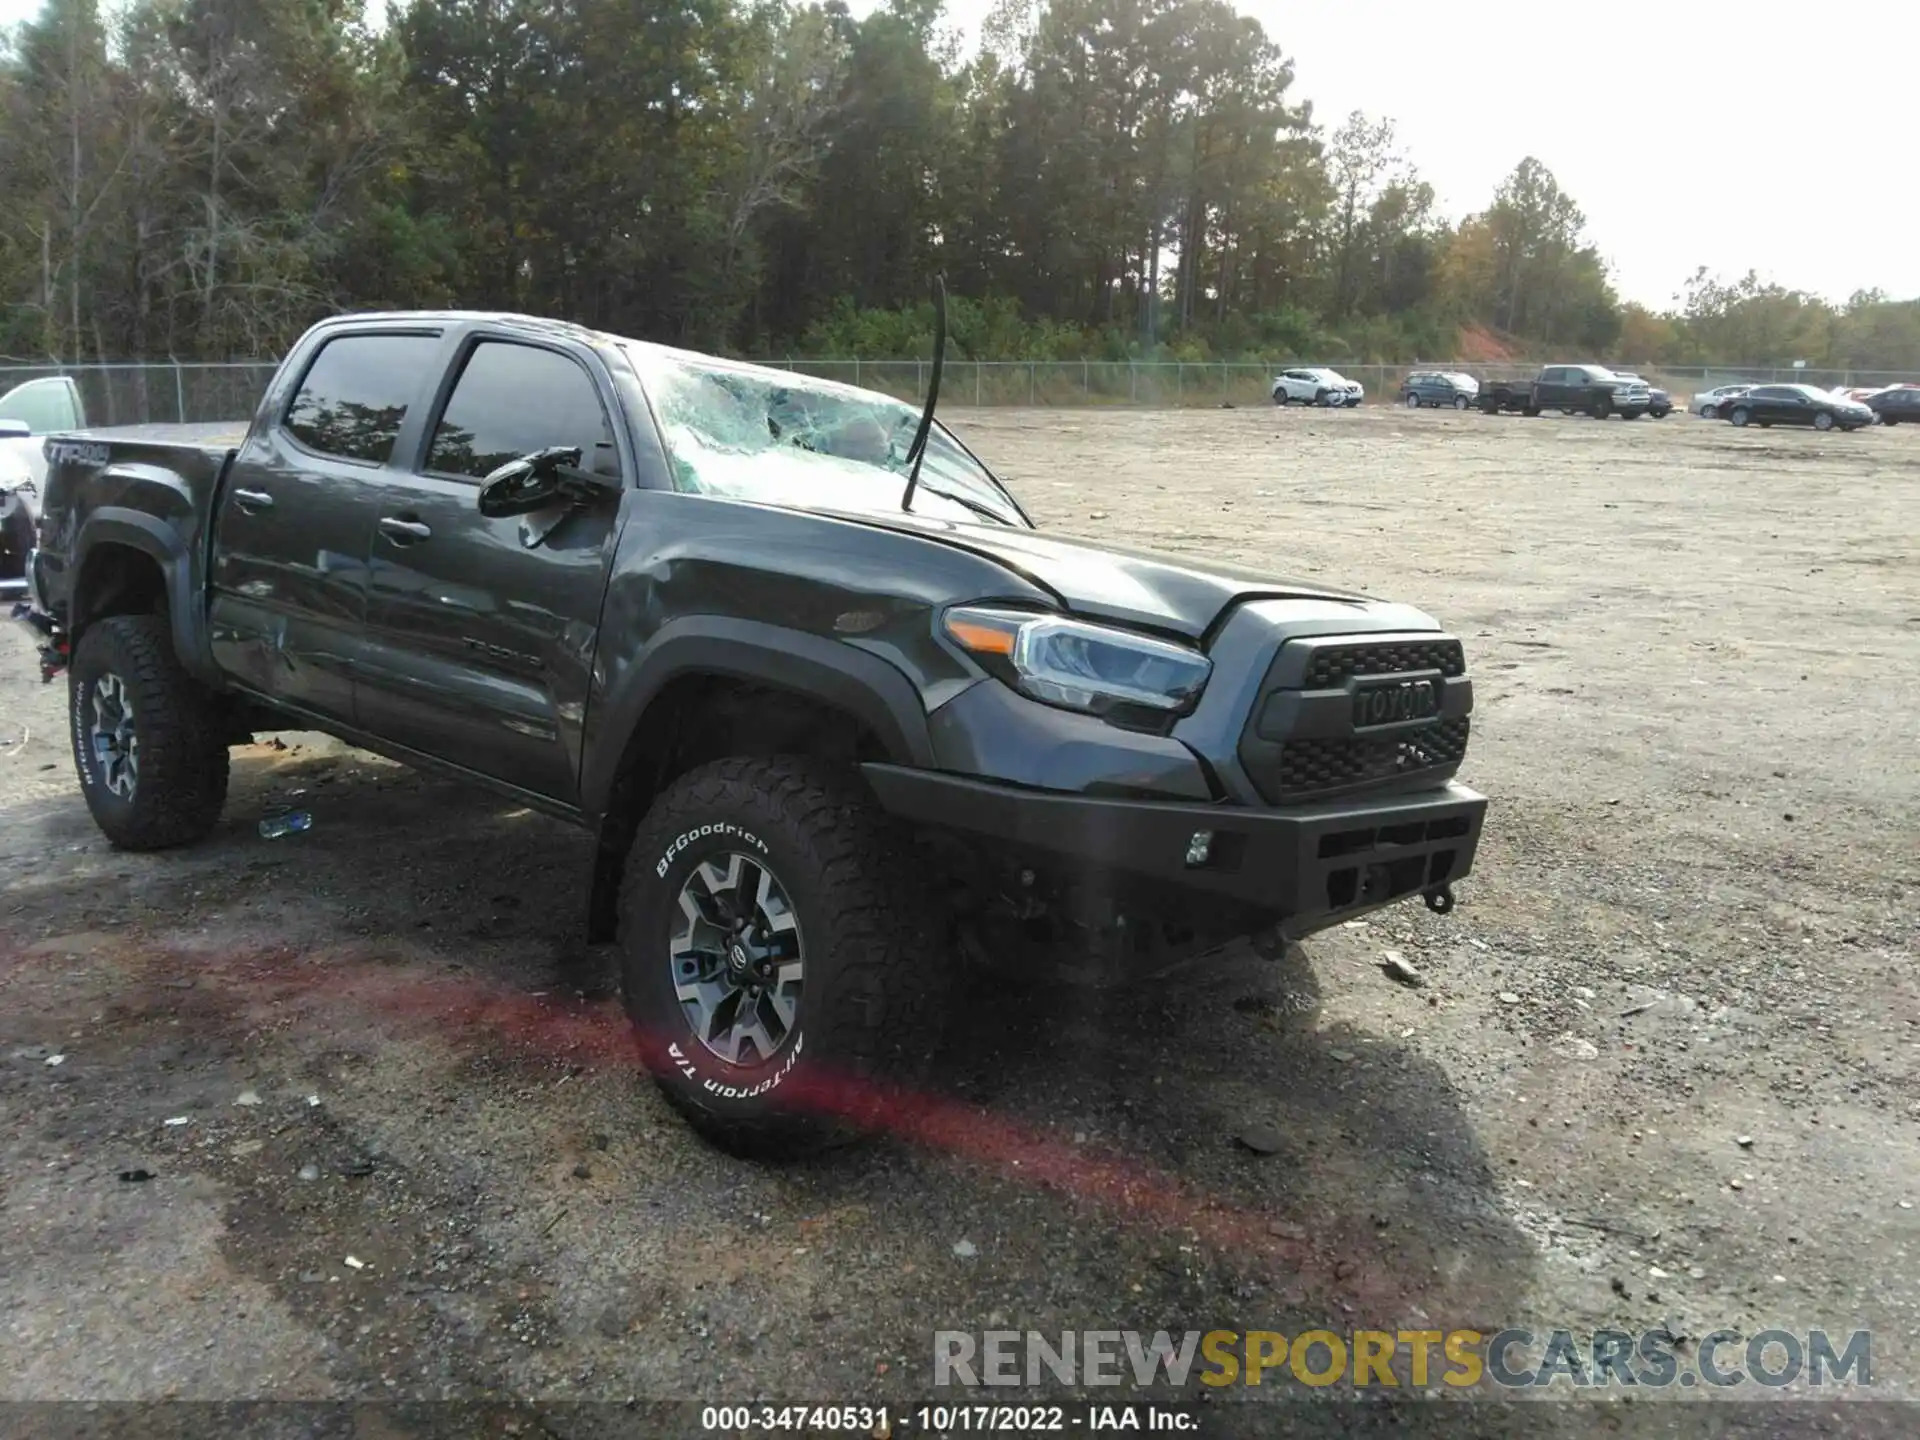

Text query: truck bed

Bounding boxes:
[58,421,250,452]
[26,423,249,630]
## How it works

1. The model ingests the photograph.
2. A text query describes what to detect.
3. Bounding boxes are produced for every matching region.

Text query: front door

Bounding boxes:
[353,336,629,805]
[208,330,444,724]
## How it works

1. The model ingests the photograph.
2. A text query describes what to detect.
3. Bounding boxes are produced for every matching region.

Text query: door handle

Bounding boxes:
[379,516,432,544]
[232,488,274,511]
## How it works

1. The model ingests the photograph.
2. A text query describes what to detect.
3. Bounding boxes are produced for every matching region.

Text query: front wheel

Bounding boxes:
[1313,388,1329,407]
[1813,411,1835,431]
[618,757,949,1158]
[1590,397,1611,420]
[68,614,230,850]
[1454,395,1471,411]
[1404,392,1422,409]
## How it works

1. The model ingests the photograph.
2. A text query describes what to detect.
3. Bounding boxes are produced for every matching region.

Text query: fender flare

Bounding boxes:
[579,615,936,820]
[70,506,218,685]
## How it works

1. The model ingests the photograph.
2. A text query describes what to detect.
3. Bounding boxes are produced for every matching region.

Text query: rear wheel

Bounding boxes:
[1730,406,1751,427]
[1271,388,1288,406]
[68,614,230,850]
[618,757,949,1158]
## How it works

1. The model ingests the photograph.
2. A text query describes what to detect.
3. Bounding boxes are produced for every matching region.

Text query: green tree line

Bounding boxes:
[3,0,1916,369]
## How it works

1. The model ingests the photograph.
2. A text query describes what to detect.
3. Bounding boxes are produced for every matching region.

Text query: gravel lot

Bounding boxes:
[3,405,1917,1436]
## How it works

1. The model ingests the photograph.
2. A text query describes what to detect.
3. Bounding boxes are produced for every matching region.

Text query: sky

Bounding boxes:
[5,0,1914,310]
[852,0,1920,311]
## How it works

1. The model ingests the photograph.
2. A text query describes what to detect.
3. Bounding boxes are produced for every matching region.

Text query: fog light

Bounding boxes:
[1185,830,1214,867]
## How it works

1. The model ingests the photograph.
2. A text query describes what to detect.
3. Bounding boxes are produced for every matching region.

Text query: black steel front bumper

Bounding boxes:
[862,763,1486,936]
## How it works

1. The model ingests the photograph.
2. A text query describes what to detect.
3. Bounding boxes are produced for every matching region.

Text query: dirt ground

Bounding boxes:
[3,405,1917,1437]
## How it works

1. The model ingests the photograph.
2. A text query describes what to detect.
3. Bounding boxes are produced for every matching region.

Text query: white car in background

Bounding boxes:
[1271,366,1364,407]
[1,376,86,599]
[1689,383,1755,417]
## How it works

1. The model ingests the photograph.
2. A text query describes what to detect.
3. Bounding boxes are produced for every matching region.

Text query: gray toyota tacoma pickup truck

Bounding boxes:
[13,310,1487,1156]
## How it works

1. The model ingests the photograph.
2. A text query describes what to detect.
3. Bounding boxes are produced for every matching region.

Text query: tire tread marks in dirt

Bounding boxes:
[70,613,230,849]
[617,756,950,1158]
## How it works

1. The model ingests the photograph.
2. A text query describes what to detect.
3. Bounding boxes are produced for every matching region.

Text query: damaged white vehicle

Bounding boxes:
[2,376,86,600]
[1270,366,1364,408]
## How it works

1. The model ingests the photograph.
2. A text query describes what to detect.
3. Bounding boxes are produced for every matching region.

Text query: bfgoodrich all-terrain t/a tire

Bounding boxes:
[69,613,230,850]
[618,756,950,1158]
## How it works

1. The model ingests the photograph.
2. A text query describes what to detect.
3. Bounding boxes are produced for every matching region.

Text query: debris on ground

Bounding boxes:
[258,811,313,839]
[117,1169,154,1183]
[162,1116,190,1127]
[1379,951,1423,987]
[1234,1122,1286,1155]
[951,1239,978,1259]
[344,1256,366,1270]
[234,1090,262,1107]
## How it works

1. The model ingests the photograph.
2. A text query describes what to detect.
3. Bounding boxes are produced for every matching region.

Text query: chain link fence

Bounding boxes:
[4,358,1915,428]
[0,361,278,428]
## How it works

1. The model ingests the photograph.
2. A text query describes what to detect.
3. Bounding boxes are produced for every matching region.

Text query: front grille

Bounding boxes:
[1303,638,1465,689]
[1271,719,1470,800]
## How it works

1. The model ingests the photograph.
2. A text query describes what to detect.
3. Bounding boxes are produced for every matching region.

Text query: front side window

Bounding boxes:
[284,333,440,464]
[627,345,1023,527]
[427,342,617,481]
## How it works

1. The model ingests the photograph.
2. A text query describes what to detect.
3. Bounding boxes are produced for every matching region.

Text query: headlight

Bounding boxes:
[942,606,1212,719]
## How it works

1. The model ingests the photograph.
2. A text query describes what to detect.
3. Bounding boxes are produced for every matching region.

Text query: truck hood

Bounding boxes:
[810,506,1379,640]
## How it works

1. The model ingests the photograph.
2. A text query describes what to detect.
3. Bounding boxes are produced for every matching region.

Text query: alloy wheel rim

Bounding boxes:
[89,672,138,800]
[670,851,805,1066]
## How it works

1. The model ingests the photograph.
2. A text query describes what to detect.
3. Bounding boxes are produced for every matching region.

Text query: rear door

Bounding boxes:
[1535,368,1568,407]
[353,333,630,804]
[208,328,444,723]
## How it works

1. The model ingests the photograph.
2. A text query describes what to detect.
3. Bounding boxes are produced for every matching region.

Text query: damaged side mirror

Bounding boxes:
[476,446,621,519]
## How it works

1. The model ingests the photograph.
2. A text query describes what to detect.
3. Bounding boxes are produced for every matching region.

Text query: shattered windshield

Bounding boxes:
[625,345,1023,526]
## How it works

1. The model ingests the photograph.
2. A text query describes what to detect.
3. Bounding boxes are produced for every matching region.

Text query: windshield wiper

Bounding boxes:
[909,483,1011,525]
[901,276,946,514]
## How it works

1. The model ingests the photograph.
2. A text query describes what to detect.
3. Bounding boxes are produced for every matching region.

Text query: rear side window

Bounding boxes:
[426,342,617,480]
[284,333,440,464]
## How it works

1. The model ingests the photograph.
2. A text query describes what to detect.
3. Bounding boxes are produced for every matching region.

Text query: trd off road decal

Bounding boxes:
[667,1034,805,1099]
[655,823,768,878]
[44,440,112,468]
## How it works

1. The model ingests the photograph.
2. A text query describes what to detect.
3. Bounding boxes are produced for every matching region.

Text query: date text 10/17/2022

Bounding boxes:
[699,1405,1197,1432]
